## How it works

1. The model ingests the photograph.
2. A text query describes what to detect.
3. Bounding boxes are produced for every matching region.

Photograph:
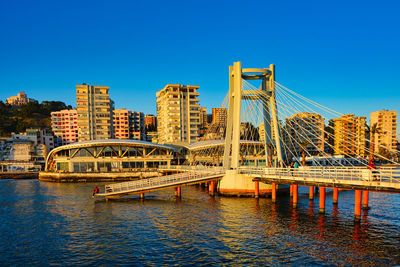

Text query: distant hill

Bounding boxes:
[0,100,72,137]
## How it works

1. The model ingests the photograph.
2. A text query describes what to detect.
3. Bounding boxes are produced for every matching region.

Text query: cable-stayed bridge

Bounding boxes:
[96,61,400,221]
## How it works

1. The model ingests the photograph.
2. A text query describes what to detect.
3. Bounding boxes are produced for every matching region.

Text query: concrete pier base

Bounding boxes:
[219,170,277,197]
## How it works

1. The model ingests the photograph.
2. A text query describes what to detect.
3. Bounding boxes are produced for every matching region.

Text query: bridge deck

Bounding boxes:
[95,166,400,199]
[240,167,400,193]
[96,170,225,199]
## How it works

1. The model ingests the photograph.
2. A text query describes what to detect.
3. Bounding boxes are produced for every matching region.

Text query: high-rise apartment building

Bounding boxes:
[156,84,201,145]
[370,110,397,152]
[212,108,227,125]
[51,109,78,146]
[284,112,325,155]
[198,107,209,137]
[113,109,145,140]
[329,114,367,156]
[200,107,208,128]
[76,84,114,141]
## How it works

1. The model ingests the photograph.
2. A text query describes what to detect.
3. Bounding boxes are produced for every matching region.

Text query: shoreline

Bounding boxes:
[39,171,162,182]
[0,172,39,180]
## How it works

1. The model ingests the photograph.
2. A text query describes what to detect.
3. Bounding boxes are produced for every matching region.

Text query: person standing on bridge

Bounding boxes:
[290,162,295,176]
[93,186,99,197]
[368,159,377,181]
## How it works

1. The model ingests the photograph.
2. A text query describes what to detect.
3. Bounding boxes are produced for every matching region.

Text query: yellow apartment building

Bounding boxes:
[156,84,201,145]
[76,84,114,141]
[370,110,397,152]
[330,114,367,157]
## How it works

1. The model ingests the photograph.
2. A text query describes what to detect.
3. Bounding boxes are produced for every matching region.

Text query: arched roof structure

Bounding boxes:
[45,139,178,171]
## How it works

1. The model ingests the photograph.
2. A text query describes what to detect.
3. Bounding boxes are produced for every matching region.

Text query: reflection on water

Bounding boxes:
[0,180,400,265]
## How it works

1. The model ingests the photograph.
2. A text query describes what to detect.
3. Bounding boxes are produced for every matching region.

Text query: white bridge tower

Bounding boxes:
[223,61,283,169]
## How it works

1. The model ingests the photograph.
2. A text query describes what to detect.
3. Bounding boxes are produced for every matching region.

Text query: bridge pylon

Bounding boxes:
[223,61,284,169]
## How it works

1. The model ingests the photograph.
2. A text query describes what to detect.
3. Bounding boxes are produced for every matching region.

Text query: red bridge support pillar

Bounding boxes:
[333,188,339,205]
[140,193,144,199]
[309,186,314,200]
[175,187,181,198]
[292,184,298,208]
[319,187,326,214]
[209,181,215,197]
[254,181,259,198]
[355,190,362,222]
[363,190,369,210]
[271,182,277,203]
[290,185,293,197]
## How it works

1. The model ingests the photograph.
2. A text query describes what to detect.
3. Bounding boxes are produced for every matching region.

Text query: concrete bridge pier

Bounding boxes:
[354,190,362,222]
[362,191,370,210]
[319,187,326,213]
[333,188,339,205]
[218,170,273,197]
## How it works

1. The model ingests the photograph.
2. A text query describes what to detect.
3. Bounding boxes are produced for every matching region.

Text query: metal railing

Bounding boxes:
[104,169,225,195]
[239,166,400,184]
[102,165,400,196]
[159,165,225,173]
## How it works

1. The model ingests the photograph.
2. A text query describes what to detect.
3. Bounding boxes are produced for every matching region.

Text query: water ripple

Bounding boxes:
[0,180,400,265]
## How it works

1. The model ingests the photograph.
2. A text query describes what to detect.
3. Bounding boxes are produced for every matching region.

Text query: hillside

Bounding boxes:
[0,100,72,137]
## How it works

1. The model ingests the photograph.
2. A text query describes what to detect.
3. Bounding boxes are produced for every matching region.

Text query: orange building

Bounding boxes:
[145,114,157,130]
[114,109,145,140]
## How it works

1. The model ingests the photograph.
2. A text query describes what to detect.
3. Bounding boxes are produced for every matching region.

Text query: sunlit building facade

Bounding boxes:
[76,84,114,141]
[51,109,78,145]
[113,109,145,140]
[6,92,31,106]
[212,108,227,125]
[144,114,157,131]
[330,114,367,156]
[370,110,397,151]
[284,112,325,155]
[156,84,201,145]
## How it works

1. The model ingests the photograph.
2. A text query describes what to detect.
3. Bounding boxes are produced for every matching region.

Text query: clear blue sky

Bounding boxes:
[1,0,399,122]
